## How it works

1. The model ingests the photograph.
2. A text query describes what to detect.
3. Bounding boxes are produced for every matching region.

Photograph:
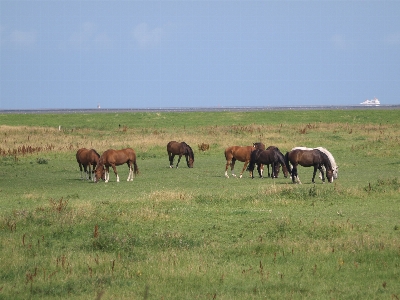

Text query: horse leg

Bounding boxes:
[318,164,325,183]
[318,165,325,180]
[83,164,89,180]
[230,157,236,177]
[240,161,249,178]
[292,165,301,184]
[259,164,264,178]
[110,164,119,182]
[78,163,84,179]
[257,164,263,178]
[127,162,133,181]
[272,162,276,178]
[88,164,92,180]
[225,159,231,178]
[169,153,174,168]
[312,166,318,183]
[176,154,182,168]
[291,166,296,183]
[104,166,110,183]
[92,164,96,182]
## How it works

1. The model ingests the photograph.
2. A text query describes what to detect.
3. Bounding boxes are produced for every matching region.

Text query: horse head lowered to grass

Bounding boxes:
[248,147,288,179]
[291,146,338,180]
[76,148,100,181]
[284,149,333,184]
[167,141,194,168]
[94,148,139,183]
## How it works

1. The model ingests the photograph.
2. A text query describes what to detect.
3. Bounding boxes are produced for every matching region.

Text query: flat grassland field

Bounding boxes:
[0,110,399,299]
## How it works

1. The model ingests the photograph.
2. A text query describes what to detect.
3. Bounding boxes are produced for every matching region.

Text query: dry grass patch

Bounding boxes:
[147,190,194,203]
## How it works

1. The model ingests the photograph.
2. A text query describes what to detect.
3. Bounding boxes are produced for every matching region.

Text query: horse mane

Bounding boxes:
[275,150,285,165]
[182,142,194,160]
[284,152,292,174]
[315,147,337,170]
[253,142,265,150]
[91,148,100,157]
[319,151,333,171]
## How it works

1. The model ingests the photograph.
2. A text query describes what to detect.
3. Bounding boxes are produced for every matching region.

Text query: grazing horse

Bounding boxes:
[291,147,338,179]
[94,148,139,183]
[248,148,287,179]
[76,148,100,181]
[263,146,289,178]
[284,149,333,184]
[224,142,265,178]
[167,141,194,168]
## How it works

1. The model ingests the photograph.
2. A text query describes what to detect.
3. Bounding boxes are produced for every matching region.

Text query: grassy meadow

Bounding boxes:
[0,109,399,299]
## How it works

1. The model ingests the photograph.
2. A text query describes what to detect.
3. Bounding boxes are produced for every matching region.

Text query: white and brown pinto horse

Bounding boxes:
[94,148,139,183]
[291,147,338,180]
[284,149,334,184]
[76,148,100,181]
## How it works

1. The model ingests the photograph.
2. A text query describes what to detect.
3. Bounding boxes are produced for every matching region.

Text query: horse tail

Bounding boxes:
[284,152,292,174]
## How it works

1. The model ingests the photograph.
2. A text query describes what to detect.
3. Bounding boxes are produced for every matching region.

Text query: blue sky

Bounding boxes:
[1,0,399,109]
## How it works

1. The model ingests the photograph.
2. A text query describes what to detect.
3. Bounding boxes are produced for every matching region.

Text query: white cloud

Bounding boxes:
[133,23,164,49]
[10,29,37,46]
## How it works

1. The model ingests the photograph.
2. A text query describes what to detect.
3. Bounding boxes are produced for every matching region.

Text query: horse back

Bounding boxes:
[76,148,86,162]
[288,149,317,167]
[226,145,254,162]
[76,148,92,163]
[167,141,181,154]
[100,148,136,165]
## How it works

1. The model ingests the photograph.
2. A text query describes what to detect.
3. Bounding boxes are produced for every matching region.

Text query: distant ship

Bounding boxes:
[360,97,380,106]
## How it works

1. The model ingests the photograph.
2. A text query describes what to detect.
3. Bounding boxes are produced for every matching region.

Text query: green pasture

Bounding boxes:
[0,109,399,299]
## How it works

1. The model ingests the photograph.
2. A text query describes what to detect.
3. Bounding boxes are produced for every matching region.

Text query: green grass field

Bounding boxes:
[0,109,399,299]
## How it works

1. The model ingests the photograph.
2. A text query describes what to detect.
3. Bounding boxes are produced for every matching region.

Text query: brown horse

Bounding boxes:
[284,149,333,184]
[167,141,194,168]
[94,148,139,183]
[248,147,288,179]
[265,146,289,178]
[224,142,265,178]
[76,148,100,181]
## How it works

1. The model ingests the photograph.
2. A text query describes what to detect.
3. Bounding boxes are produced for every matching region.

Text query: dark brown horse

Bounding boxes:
[265,146,289,178]
[94,148,139,183]
[248,147,288,179]
[167,141,194,168]
[284,149,333,184]
[224,142,265,178]
[76,148,100,181]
